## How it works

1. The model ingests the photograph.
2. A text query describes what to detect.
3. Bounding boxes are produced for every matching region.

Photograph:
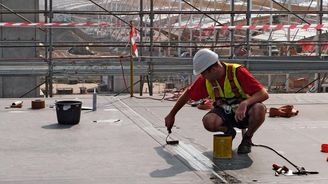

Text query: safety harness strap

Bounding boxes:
[210,80,221,101]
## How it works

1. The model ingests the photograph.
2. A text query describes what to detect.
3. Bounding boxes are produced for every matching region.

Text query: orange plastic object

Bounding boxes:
[321,144,328,153]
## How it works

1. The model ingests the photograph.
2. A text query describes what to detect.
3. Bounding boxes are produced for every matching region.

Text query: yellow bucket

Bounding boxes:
[213,134,232,159]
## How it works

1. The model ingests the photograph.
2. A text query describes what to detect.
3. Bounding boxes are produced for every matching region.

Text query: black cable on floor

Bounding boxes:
[252,144,300,171]
[253,143,320,175]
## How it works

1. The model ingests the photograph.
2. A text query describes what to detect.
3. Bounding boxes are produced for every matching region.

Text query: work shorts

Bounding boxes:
[206,105,252,129]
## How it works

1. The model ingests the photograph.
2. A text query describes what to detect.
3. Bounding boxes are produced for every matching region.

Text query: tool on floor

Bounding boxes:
[292,166,319,175]
[166,128,179,145]
[272,164,290,176]
[253,144,319,176]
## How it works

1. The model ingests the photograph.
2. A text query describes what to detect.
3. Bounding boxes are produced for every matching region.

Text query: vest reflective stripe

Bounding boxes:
[227,65,241,98]
[205,63,247,104]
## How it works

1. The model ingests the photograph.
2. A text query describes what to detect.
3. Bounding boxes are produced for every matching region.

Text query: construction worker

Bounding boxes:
[165,49,269,154]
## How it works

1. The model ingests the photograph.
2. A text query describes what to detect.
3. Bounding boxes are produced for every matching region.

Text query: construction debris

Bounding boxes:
[31,99,45,109]
[269,105,299,118]
[10,101,23,108]
[321,144,328,153]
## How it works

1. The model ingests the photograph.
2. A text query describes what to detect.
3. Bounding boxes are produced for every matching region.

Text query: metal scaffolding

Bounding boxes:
[1,0,328,97]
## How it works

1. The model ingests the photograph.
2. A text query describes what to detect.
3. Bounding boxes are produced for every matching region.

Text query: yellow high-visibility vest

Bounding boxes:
[205,63,247,104]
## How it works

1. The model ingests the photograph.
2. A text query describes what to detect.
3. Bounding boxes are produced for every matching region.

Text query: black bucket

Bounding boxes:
[55,100,82,125]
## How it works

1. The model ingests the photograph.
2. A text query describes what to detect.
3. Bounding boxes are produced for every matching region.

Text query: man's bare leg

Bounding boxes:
[238,103,266,154]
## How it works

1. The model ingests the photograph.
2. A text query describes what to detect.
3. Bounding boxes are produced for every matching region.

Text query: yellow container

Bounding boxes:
[213,134,232,159]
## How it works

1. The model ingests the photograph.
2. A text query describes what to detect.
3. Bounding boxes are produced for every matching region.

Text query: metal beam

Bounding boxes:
[2,10,328,15]
[1,57,328,76]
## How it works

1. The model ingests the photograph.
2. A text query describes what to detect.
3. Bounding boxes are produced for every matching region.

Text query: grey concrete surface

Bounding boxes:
[0,93,327,183]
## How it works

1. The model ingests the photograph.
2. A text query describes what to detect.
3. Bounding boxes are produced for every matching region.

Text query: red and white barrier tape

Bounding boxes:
[0,22,327,30]
[215,24,326,30]
[0,22,112,27]
[179,24,327,30]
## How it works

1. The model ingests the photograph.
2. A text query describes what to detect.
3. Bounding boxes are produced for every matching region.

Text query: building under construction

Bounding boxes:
[1,0,328,97]
[1,1,328,183]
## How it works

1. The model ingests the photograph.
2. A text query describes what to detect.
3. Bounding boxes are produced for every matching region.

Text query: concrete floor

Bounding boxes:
[0,93,327,183]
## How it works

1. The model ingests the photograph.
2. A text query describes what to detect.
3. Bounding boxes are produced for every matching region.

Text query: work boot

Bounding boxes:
[237,135,253,154]
[224,127,236,140]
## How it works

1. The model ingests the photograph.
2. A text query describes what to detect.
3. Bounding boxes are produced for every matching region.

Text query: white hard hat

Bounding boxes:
[193,49,219,75]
